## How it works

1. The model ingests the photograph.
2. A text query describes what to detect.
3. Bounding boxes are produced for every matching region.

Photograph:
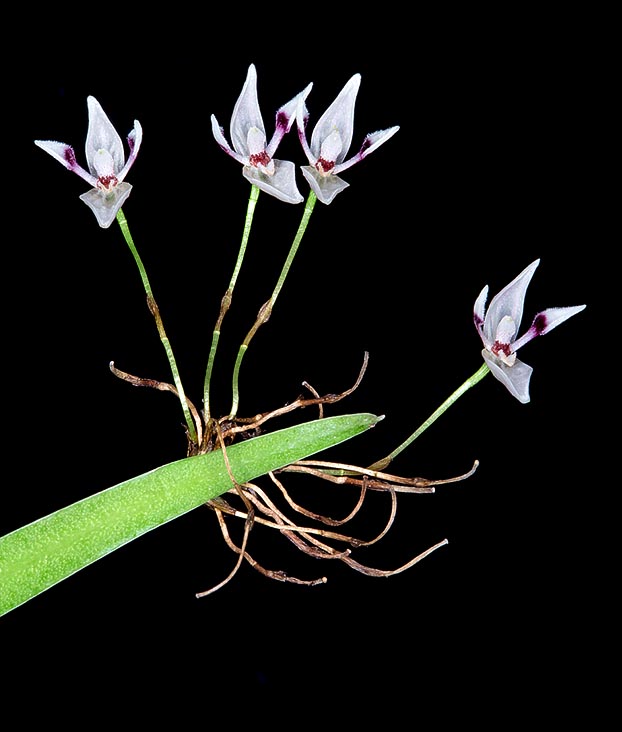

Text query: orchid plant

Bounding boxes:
[474,258,586,404]
[210,63,311,204]
[0,65,586,617]
[34,96,142,228]
[296,72,400,204]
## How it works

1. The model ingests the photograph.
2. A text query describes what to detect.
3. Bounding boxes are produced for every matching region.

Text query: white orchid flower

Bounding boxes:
[296,73,399,205]
[35,96,142,229]
[211,64,312,204]
[474,259,586,403]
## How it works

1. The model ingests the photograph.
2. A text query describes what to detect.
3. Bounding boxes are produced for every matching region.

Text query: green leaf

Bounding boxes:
[0,413,381,616]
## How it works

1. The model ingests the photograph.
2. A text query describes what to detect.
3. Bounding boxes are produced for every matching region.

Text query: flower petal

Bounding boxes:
[532,305,588,336]
[242,160,303,204]
[309,74,361,163]
[483,259,540,346]
[512,304,587,351]
[333,126,400,175]
[34,140,97,187]
[210,114,247,164]
[482,350,533,404]
[85,97,125,177]
[300,166,350,205]
[296,96,315,165]
[230,64,264,157]
[474,284,489,334]
[79,183,133,228]
[117,120,143,183]
[266,82,313,159]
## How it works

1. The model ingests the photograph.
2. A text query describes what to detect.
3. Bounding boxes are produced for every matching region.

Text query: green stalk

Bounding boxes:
[116,208,198,444]
[0,413,381,617]
[229,190,318,417]
[368,364,491,470]
[203,185,260,421]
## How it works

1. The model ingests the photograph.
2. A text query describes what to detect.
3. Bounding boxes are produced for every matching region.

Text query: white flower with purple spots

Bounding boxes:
[474,259,586,403]
[211,64,312,204]
[296,73,399,205]
[35,96,142,228]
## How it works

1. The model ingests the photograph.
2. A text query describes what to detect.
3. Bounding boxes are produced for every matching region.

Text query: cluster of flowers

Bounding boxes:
[34,64,585,409]
[34,64,398,225]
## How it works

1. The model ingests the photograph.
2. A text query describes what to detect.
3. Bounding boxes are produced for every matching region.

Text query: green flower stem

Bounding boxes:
[203,185,261,422]
[368,363,491,471]
[229,190,318,418]
[0,412,381,617]
[116,208,198,445]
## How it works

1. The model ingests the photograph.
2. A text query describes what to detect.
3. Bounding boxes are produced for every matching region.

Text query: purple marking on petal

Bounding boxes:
[316,157,335,173]
[533,312,548,335]
[250,151,271,167]
[492,341,512,357]
[64,147,78,168]
[275,110,289,133]
[359,135,373,154]
[97,175,119,190]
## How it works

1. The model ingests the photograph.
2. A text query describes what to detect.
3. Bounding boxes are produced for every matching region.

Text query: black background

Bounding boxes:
[2,10,609,726]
